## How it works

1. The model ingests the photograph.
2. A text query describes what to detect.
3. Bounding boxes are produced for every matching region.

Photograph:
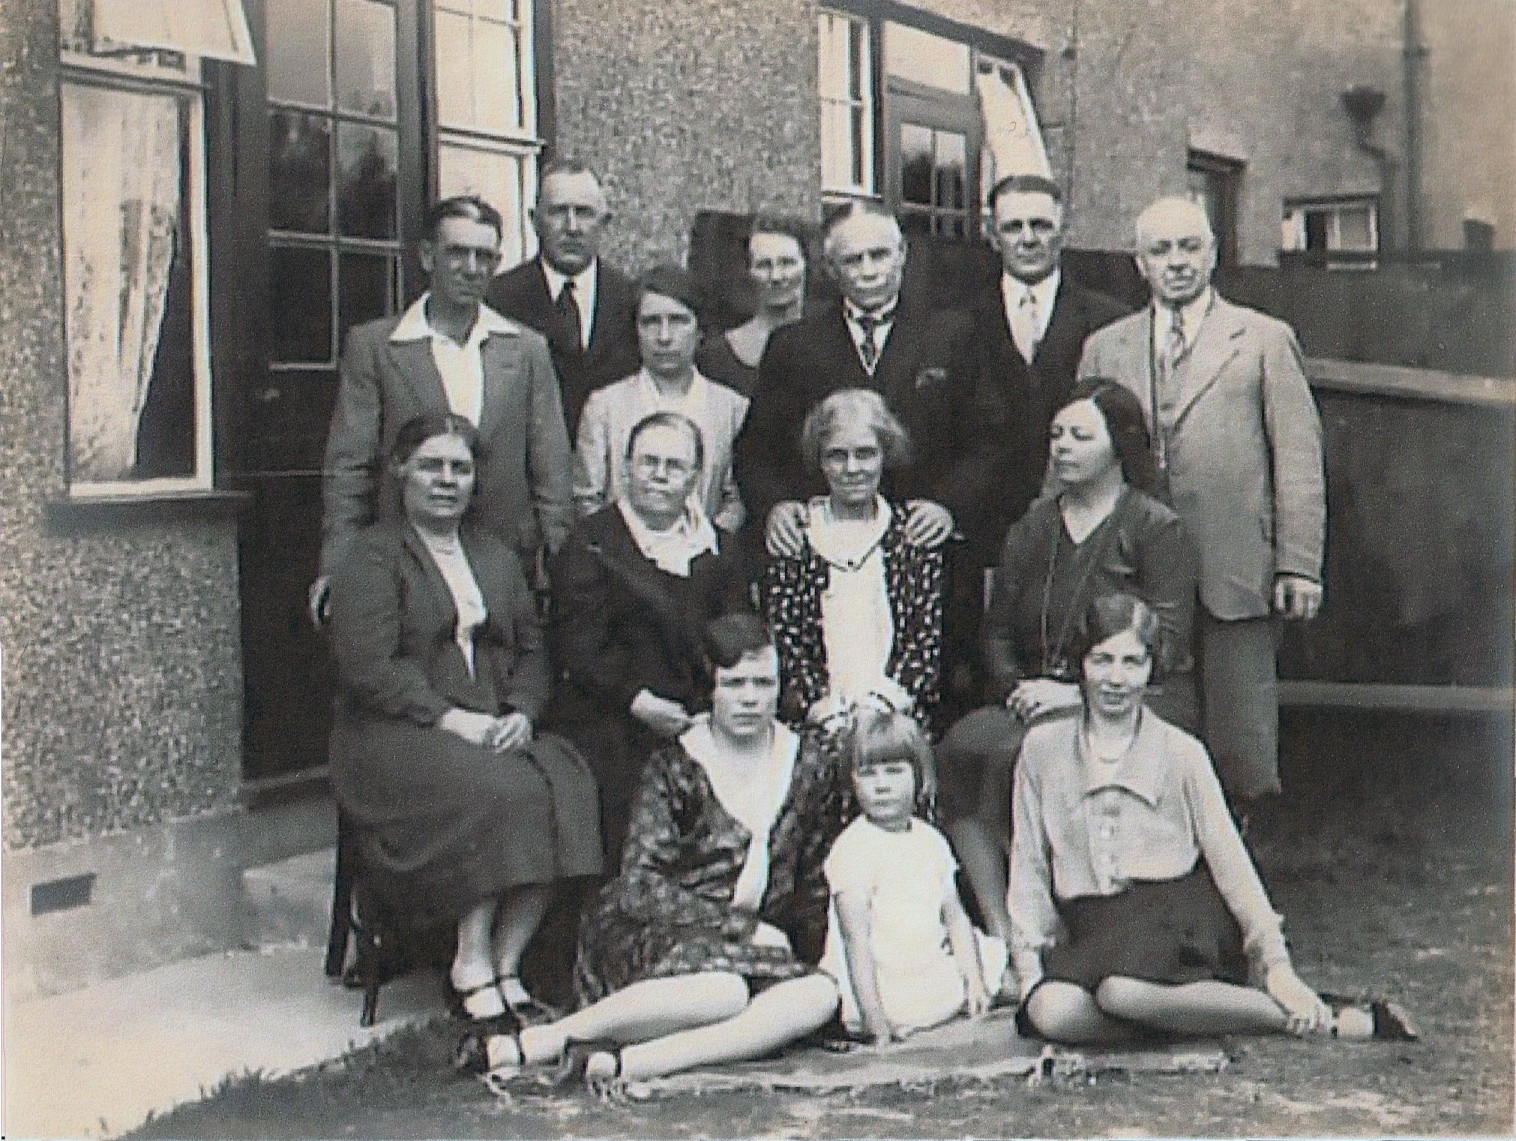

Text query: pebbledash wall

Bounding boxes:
[0,5,249,1002]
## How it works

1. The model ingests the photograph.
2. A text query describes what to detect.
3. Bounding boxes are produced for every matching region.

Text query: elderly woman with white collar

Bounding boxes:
[548,411,750,863]
[760,388,945,733]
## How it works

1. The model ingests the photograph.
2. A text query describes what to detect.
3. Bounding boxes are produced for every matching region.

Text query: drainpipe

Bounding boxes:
[1341,84,1397,254]
[1403,0,1426,251]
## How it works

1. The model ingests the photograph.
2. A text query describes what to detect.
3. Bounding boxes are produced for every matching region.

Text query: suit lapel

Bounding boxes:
[821,306,871,390]
[1034,279,1082,373]
[1118,310,1158,423]
[585,262,616,363]
[1173,297,1246,425]
[385,338,449,414]
[874,303,921,403]
[476,332,517,441]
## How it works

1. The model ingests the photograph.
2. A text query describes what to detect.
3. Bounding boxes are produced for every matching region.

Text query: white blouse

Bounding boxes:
[418,530,486,676]
[807,497,895,707]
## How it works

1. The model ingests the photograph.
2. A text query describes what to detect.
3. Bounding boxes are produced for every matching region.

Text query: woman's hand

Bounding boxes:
[438,708,497,747]
[765,501,809,559]
[630,690,694,739]
[1265,962,1332,1035]
[487,711,533,753]
[1006,679,1082,723]
[902,500,955,549]
[751,921,793,951]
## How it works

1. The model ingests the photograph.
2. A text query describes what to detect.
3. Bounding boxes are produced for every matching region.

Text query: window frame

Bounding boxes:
[1282,194,1381,269]
[1186,148,1244,267]
[57,24,218,499]
[818,0,1043,224]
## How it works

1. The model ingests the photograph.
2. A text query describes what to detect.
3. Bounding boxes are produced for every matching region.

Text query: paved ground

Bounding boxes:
[2,946,439,1139]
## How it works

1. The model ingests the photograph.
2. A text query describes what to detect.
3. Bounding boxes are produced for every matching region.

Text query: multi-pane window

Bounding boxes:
[264,0,403,374]
[433,0,540,268]
[57,0,216,494]
[818,10,875,200]
[1283,198,1380,267]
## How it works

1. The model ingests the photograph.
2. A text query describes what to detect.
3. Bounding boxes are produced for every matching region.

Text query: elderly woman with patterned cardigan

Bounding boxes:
[761,389,944,732]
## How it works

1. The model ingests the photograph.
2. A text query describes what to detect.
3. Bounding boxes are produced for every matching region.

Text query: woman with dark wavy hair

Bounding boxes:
[936,378,1199,974]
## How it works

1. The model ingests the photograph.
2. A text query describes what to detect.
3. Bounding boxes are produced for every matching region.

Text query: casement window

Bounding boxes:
[56,0,252,494]
[1283,197,1380,268]
[818,3,1044,238]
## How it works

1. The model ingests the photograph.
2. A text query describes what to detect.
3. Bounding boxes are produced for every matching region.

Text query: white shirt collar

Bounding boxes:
[616,498,719,577]
[1002,268,1060,308]
[843,296,899,325]
[1153,286,1214,348]
[389,293,517,344]
[541,258,597,300]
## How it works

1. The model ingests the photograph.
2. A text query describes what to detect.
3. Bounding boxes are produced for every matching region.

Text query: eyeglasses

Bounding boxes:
[633,455,695,478]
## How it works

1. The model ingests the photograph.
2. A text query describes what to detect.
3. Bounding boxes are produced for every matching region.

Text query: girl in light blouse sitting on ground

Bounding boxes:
[1010,591,1415,1044]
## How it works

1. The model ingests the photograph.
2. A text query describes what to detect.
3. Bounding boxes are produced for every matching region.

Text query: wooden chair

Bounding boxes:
[324,811,390,1027]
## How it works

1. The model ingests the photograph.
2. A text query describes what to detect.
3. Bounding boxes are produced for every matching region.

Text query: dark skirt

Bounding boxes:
[331,718,604,927]
[1043,863,1248,992]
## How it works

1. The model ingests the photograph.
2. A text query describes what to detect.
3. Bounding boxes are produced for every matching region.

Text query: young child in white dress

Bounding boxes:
[820,710,1007,1043]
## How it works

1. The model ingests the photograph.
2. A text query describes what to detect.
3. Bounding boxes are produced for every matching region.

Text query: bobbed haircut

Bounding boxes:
[844,708,934,814]
[702,612,775,674]
[625,410,706,472]
[988,173,1063,210]
[388,412,479,469]
[1067,592,1166,685]
[800,388,912,474]
[635,263,703,317]
[1055,378,1161,495]
[423,195,503,243]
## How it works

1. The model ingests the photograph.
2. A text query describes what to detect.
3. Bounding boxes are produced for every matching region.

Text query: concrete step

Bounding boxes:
[240,847,337,950]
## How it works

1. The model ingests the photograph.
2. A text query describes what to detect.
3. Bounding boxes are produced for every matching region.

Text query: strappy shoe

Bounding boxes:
[454,1027,525,1076]
[451,976,509,1023]
[1324,993,1420,1041]
[495,976,560,1027]
[542,1038,626,1097]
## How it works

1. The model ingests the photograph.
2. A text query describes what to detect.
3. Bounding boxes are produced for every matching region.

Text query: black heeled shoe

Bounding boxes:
[1323,993,1420,1040]
[495,976,560,1027]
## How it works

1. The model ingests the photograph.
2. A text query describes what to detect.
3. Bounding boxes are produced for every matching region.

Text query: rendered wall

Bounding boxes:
[548,0,824,269]
[1,0,246,995]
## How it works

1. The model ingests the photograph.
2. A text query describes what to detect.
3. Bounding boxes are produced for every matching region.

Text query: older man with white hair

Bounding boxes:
[1076,196,1325,810]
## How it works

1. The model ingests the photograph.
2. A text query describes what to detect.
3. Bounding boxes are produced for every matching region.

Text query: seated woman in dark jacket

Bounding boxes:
[937,379,1199,959]
[548,410,749,862]
[327,413,602,1028]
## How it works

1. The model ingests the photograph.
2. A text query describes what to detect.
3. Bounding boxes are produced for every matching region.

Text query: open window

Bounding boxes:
[1283,196,1380,269]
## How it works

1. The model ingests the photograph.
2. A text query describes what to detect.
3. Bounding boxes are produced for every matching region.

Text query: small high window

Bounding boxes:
[1283,197,1380,268]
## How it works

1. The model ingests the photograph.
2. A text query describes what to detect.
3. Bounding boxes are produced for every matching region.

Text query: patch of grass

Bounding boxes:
[127,711,1514,1140]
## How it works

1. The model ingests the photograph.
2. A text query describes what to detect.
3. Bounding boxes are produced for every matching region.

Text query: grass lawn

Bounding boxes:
[130,709,1513,1139]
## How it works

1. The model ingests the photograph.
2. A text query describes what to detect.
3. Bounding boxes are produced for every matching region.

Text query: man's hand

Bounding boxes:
[630,689,694,739]
[765,501,808,558]
[487,711,534,753]
[1273,574,1323,621]
[307,576,331,629]
[1007,678,1082,722]
[902,500,955,549]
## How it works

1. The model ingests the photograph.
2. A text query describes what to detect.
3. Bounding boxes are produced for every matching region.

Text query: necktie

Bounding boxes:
[556,280,584,352]
[1152,307,1187,472]
[1011,288,1040,363]
[855,307,896,372]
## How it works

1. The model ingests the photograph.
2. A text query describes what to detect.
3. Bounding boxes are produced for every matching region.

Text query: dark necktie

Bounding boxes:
[556,280,584,353]
[1152,307,1187,472]
[854,306,894,372]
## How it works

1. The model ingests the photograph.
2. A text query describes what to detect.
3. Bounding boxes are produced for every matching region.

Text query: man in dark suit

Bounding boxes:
[486,159,640,436]
[311,196,573,622]
[972,174,1130,558]
[736,203,994,560]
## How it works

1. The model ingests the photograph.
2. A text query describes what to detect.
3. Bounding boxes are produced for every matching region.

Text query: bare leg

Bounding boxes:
[614,973,839,1081]
[518,972,752,1063]
[947,818,1012,940]
[1095,976,1288,1036]
[491,884,552,984]
[453,900,505,1018]
[1023,980,1143,1045]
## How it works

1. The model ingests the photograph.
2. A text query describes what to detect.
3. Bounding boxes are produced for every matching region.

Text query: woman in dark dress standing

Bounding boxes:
[548,410,749,862]
[694,215,809,398]
[937,379,1199,963]
[327,413,602,1027]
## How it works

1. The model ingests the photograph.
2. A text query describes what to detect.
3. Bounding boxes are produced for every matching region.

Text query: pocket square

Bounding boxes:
[914,366,948,390]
